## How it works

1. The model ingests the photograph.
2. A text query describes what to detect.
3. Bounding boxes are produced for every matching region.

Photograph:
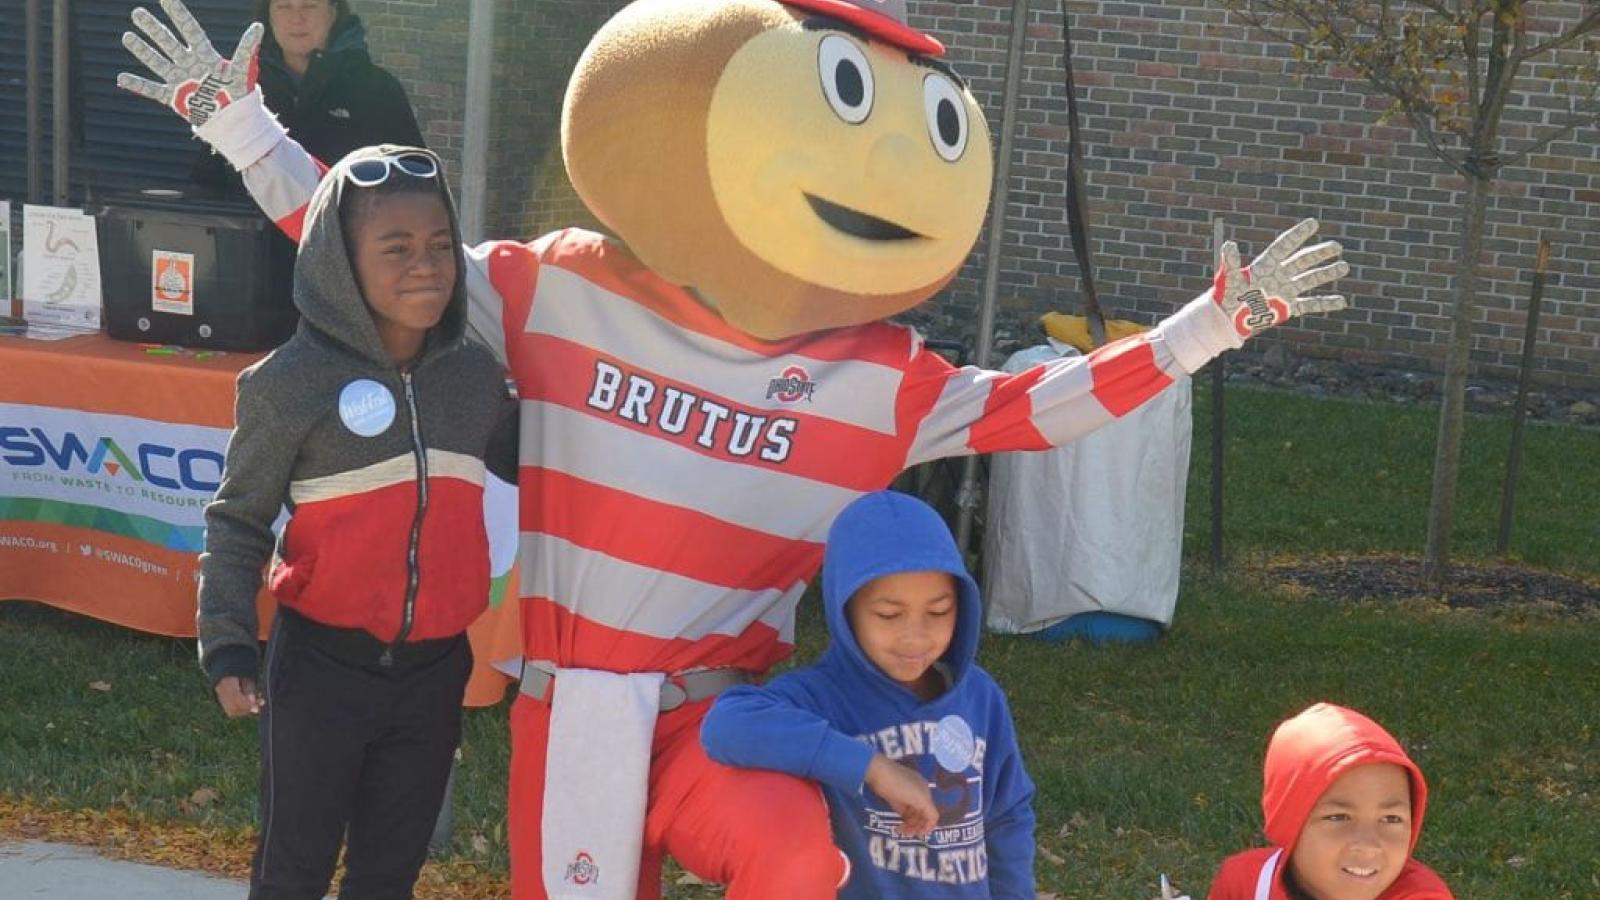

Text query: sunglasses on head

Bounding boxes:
[344,152,439,187]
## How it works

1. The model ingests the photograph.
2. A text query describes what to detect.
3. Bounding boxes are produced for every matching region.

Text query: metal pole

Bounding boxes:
[1059,1,1106,347]
[428,6,496,852]
[52,0,70,205]
[1496,237,1551,555]
[1210,217,1226,573]
[1210,353,1225,572]
[954,0,1030,560]
[26,0,43,203]
[458,0,496,244]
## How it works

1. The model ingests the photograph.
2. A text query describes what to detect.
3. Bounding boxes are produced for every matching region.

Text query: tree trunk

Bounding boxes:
[1423,171,1493,588]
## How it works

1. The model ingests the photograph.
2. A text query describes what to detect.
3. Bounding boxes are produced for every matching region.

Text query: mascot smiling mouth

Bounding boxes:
[804,194,924,241]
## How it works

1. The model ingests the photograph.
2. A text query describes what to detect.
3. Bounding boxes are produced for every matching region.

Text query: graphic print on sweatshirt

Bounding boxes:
[860,714,990,886]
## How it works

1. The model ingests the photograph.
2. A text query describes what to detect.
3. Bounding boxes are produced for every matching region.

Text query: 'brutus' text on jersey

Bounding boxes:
[586,361,798,463]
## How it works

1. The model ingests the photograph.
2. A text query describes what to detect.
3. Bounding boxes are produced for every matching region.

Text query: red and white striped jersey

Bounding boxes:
[241,134,1240,675]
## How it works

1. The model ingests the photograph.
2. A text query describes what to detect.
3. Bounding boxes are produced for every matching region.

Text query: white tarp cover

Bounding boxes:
[983,341,1192,632]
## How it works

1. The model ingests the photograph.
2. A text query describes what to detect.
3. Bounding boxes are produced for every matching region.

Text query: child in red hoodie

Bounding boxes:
[1207,703,1454,900]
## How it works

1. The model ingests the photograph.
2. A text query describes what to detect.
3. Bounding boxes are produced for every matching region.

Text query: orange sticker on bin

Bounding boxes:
[151,250,195,316]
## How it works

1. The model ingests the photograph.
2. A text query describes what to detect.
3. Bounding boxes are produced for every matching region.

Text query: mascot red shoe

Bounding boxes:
[121,1,1349,896]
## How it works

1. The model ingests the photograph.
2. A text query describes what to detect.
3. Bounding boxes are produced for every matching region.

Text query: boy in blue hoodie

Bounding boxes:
[701,490,1037,898]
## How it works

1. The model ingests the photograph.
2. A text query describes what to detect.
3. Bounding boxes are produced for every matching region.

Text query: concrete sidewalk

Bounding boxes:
[0,840,248,898]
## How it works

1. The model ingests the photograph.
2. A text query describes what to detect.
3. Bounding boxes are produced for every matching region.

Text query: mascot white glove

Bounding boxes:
[117,0,263,128]
[1214,217,1348,341]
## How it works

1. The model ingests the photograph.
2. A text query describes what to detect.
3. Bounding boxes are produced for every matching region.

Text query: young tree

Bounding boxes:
[1220,0,1600,587]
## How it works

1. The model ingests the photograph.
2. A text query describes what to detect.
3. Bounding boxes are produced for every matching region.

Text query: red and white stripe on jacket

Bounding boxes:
[243,136,1235,676]
[271,449,490,641]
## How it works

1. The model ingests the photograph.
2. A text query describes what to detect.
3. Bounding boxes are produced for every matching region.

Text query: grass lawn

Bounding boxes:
[2,384,1597,898]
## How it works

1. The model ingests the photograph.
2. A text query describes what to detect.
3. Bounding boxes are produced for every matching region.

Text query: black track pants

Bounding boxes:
[249,620,471,900]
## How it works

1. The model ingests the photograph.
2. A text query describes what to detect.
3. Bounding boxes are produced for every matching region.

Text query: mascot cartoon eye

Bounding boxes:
[817,34,874,124]
[922,74,968,162]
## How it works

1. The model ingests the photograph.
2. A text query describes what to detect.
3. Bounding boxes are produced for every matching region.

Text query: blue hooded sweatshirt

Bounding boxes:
[701,491,1037,899]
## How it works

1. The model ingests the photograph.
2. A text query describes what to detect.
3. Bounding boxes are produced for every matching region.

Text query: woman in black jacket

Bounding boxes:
[194,0,424,187]
[192,0,426,332]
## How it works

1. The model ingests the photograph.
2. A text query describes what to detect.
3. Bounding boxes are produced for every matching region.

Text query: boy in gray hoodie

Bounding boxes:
[197,145,515,899]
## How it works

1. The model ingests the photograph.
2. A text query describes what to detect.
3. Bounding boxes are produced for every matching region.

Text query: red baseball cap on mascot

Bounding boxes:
[779,0,946,56]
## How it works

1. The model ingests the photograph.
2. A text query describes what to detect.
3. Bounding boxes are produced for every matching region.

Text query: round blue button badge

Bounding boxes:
[338,379,396,437]
[930,714,976,773]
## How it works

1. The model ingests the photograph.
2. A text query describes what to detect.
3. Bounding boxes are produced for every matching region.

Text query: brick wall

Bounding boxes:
[484,0,632,238]
[356,2,469,177]
[910,0,1600,388]
[365,0,1600,388]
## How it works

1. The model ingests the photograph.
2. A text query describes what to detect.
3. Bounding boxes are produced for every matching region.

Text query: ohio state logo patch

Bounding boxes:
[565,850,599,885]
[173,73,235,126]
[1231,288,1288,338]
[766,365,818,403]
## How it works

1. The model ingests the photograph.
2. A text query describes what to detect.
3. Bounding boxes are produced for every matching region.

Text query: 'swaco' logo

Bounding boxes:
[0,427,223,492]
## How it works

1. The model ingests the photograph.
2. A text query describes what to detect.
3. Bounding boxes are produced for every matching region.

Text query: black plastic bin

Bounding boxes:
[92,188,296,351]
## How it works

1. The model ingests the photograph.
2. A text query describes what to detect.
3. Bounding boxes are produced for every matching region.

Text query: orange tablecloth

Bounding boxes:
[0,332,519,705]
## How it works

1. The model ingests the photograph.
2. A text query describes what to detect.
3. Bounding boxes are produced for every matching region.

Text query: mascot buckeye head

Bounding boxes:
[562,0,993,339]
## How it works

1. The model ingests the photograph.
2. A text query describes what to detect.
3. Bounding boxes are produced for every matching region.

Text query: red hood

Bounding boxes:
[1262,703,1429,859]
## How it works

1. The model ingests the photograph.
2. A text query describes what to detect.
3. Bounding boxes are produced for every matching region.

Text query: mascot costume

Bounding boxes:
[120,0,1349,896]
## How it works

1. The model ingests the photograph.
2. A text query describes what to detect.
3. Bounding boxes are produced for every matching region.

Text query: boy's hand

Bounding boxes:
[118,0,263,127]
[215,676,264,717]
[865,755,938,838]
[1213,217,1349,340]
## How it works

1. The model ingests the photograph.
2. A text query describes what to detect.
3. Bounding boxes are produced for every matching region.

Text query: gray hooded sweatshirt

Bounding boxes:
[197,145,516,685]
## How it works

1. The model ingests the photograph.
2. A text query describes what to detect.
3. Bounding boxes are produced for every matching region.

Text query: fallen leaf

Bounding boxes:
[0,796,513,899]
[188,788,218,808]
[1039,845,1066,866]
[676,871,707,886]
[89,681,112,692]
[470,833,489,855]
[1058,811,1089,837]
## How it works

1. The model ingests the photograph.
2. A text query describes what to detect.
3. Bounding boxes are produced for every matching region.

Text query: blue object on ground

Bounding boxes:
[1031,611,1162,645]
